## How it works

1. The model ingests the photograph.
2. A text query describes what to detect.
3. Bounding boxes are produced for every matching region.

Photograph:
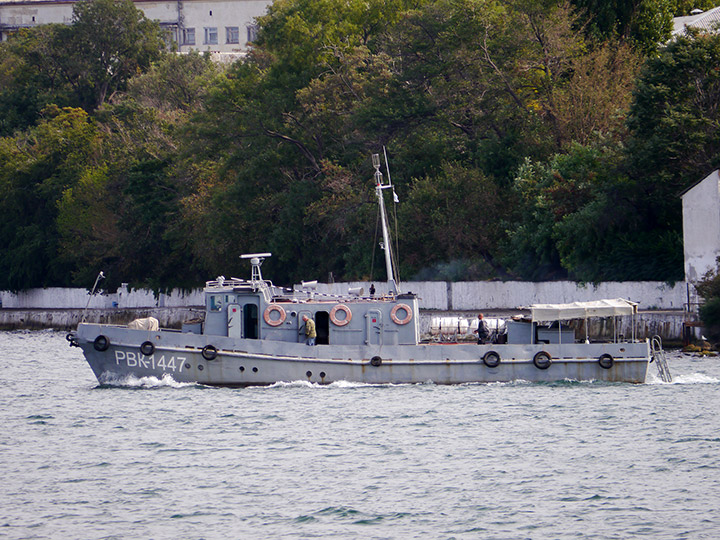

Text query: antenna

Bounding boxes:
[82,271,105,323]
[241,253,271,287]
[372,153,398,295]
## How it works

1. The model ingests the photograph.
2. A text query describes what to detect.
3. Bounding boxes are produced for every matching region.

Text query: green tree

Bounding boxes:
[0,0,164,136]
[0,25,76,135]
[69,0,166,109]
[0,106,99,290]
[671,1,720,15]
[57,53,221,289]
[571,0,674,53]
[400,162,506,279]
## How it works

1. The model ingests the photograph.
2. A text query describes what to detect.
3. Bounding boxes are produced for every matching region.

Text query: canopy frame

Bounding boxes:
[530,298,638,344]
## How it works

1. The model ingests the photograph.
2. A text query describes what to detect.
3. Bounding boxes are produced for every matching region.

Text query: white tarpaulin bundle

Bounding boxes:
[127,317,159,331]
[530,298,638,322]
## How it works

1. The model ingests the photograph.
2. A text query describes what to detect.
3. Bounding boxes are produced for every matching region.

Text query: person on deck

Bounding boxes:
[302,315,316,346]
[474,313,490,344]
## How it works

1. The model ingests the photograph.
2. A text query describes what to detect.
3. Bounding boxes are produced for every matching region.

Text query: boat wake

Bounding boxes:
[646,371,719,385]
[97,372,195,389]
[262,380,406,389]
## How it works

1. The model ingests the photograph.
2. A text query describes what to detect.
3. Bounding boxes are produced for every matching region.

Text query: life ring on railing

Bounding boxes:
[330,304,352,326]
[598,353,614,369]
[390,304,413,325]
[263,304,286,327]
[533,351,552,370]
[483,351,501,368]
[93,335,109,352]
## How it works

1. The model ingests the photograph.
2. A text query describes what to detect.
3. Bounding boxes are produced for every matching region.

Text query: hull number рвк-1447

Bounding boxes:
[115,350,188,373]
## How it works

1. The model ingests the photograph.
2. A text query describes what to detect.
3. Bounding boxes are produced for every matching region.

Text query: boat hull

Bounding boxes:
[75,323,651,385]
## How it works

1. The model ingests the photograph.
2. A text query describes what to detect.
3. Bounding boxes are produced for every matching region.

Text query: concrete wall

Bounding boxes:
[682,169,720,283]
[1,281,685,310]
[0,284,203,309]
[310,281,686,311]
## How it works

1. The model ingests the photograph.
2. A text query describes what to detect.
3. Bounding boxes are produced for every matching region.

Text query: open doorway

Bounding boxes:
[243,304,258,339]
[315,311,329,344]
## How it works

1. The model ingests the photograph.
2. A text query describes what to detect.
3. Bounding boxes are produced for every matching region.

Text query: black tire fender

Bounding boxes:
[533,351,552,370]
[202,345,218,361]
[370,356,382,367]
[93,335,110,352]
[483,351,501,368]
[598,353,614,369]
[140,341,155,356]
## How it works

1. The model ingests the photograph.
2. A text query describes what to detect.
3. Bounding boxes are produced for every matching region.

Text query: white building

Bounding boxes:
[681,169,720,284]
[0,0,270,54]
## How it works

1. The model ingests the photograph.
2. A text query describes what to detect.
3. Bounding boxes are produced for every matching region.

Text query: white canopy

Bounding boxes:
[530,298,638,322]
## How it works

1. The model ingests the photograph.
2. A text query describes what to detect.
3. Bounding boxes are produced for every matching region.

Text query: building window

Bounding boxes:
[204,27,218,45]
[247,24,258,43]
[182,27,195,45]
[226,26,239,44]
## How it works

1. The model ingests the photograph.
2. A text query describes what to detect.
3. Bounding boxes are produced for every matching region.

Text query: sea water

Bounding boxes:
[1,330,719,540]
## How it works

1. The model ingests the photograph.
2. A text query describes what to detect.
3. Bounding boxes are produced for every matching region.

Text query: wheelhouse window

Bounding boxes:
[210,295,223,311]
[226,26,239,44]
[204,27,218,45]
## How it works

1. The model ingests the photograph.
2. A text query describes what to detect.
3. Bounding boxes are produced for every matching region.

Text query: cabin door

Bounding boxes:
[365,309,383,346]
[227,304,242,338]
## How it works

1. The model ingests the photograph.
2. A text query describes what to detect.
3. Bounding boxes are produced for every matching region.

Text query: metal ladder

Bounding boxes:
[651,335,673,383]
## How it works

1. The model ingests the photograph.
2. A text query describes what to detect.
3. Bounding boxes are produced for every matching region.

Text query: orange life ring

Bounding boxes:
[330,304,353,326]
[263,304,286,326]
[390,303,413,325]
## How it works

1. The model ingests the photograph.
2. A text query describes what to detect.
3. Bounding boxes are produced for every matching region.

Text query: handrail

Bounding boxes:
[650,335,673,383]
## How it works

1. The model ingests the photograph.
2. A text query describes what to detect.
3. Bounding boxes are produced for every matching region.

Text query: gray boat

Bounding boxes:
[68,155,671,386]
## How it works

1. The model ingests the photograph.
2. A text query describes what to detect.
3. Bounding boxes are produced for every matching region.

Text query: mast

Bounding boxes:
[372,153,398,295]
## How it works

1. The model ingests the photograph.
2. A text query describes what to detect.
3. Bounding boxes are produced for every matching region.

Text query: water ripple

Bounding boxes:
[2,332,720,539]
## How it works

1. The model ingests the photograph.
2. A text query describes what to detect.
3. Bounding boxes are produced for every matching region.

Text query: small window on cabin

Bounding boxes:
[210,295,222,311]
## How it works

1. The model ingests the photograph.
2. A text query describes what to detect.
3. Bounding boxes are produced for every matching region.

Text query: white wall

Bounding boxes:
[682,169,720,283]
[0,285,203,309]
[1,281,686,311]
[0,2,74,31]
[449,281,685,310]
[306,281,686,311]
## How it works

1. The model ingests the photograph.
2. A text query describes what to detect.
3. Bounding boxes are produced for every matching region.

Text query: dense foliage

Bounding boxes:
[1,0,720,290]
